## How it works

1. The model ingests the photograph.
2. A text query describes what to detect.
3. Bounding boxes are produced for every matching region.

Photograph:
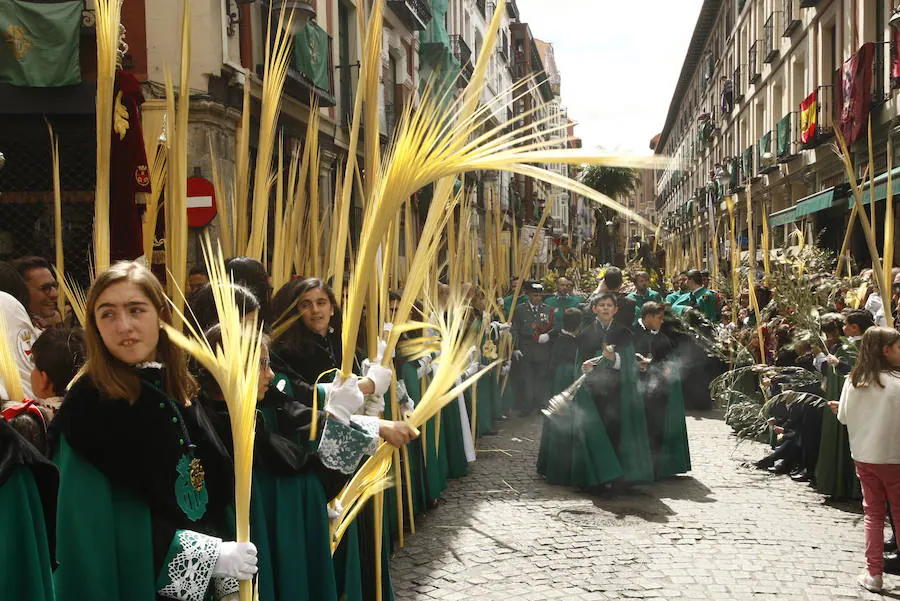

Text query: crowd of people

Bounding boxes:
[0,254,542,601]
[3,248,900,598]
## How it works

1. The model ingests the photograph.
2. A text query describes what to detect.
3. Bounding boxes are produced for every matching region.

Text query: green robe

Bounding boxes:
[536,357,624,486]
[815,342,861,500]
[627,289,663,324]
[544,294,585,327]
[401,363,447,504]
[0,467,54,601]
[657,373,692,479]
[671,287,720,322]
[54,437,160,601]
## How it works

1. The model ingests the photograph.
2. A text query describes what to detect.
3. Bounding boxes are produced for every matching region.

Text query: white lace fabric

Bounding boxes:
[157,530,222,601]
[318,417,381,474]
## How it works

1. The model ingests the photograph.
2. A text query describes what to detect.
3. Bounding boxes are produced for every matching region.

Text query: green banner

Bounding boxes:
[742,146,754,178]
[758,130,772,160]
[776,114,791,157]
[0,0,81,87]
[294,22,330,91]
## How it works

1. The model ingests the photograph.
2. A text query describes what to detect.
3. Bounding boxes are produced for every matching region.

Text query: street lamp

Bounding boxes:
[714,161,731,188]
[272,0,316,35]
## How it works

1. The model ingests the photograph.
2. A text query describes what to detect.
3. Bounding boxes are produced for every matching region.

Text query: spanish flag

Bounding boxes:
[799,90,817,145]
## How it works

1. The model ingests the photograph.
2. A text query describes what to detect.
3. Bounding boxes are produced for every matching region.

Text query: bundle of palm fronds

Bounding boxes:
[331,286,499,551]
[710,364,821,406]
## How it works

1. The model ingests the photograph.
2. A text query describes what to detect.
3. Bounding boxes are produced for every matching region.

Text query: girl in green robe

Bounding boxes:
[50,261,256,601]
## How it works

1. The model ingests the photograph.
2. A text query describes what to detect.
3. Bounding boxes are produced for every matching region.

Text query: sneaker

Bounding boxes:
[857,572,883,592]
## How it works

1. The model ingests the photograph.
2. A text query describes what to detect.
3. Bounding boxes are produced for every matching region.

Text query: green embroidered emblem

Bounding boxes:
[175,454,208,521]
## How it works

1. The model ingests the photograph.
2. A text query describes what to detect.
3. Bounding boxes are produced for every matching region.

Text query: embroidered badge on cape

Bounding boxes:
[175,454,208,521]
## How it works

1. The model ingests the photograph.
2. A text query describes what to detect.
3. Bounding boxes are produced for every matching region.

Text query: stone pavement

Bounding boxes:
[390,411,893,600]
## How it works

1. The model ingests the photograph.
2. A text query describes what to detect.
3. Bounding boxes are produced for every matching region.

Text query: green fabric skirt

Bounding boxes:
[537,384,624,487]
[657,376,692,479]
[441,400,469,479]
[251,470,338,601]
[0,467,54,601]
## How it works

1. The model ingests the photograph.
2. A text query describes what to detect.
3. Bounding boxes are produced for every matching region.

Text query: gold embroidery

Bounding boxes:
[4,25,32,60]
[113,91,130,140]
[188,458,205,492]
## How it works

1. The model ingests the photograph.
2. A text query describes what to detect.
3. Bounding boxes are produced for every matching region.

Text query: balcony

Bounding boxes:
[387,0,432,32]
[748,41,761,84]
[757,131,779,175]
[259,20,336,107]
[732,65,743,104]
[476,0,486,18]
[782,0,801,36]
[763,14,778,63]
[776,112,800,163]
[800,85,833,149]
[450,35,474,85]
[507,0,519,19]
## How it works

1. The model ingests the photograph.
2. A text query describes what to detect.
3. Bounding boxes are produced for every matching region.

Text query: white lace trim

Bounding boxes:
[349,415,382,444]
[211,576,240,600]
[318,418,380,474]
[158,530,221,601]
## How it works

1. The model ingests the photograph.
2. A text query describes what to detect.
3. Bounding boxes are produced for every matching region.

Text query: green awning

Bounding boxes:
[768,206,797,227]
[853,166,900,207]
[794,186,843,217]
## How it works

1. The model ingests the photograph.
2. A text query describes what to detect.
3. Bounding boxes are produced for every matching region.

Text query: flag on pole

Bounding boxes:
[799,90,817,145]
[0,0,82,87]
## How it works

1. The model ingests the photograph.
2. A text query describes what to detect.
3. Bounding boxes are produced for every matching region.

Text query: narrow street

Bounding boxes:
[392,412,886,601]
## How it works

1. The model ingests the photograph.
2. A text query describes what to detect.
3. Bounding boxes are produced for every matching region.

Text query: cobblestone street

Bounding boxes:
[391,411,891,601]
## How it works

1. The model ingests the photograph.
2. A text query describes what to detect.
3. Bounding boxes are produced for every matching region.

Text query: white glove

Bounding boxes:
[365,363,393,396]
[416,355,433,378]
[496,322,511,332]
[375,338,388,362]
[327,499,344,523]
[363,394,385,416]
[500,360,511,377]
[324,374,364,425]
[537,333,550,344]
[464,362,480,379]
[512,350,524,361]
[213,541,258,581]
[382,322,393,334]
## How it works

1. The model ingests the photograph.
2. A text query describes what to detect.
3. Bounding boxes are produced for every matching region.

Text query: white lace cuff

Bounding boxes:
[350,415,382,444]
[211,576,240,600]
[157,530,222,601]
[318,417,381,474]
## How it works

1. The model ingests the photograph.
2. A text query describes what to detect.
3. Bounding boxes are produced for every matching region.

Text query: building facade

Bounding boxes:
[0,0,592,281]
[656,0,900,274]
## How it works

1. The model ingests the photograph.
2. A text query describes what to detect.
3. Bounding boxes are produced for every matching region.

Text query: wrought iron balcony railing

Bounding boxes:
[748,40,761,84]
[386,0,432,32]
[732,65,743,103]
[764,13,778,63]
[782,0,801,36]
[450,34,474,84]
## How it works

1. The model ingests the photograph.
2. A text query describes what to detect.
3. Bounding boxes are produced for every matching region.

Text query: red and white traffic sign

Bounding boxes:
[186,177,217,228]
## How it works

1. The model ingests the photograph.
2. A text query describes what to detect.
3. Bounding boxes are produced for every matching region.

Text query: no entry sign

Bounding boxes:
[186,177,217,227]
